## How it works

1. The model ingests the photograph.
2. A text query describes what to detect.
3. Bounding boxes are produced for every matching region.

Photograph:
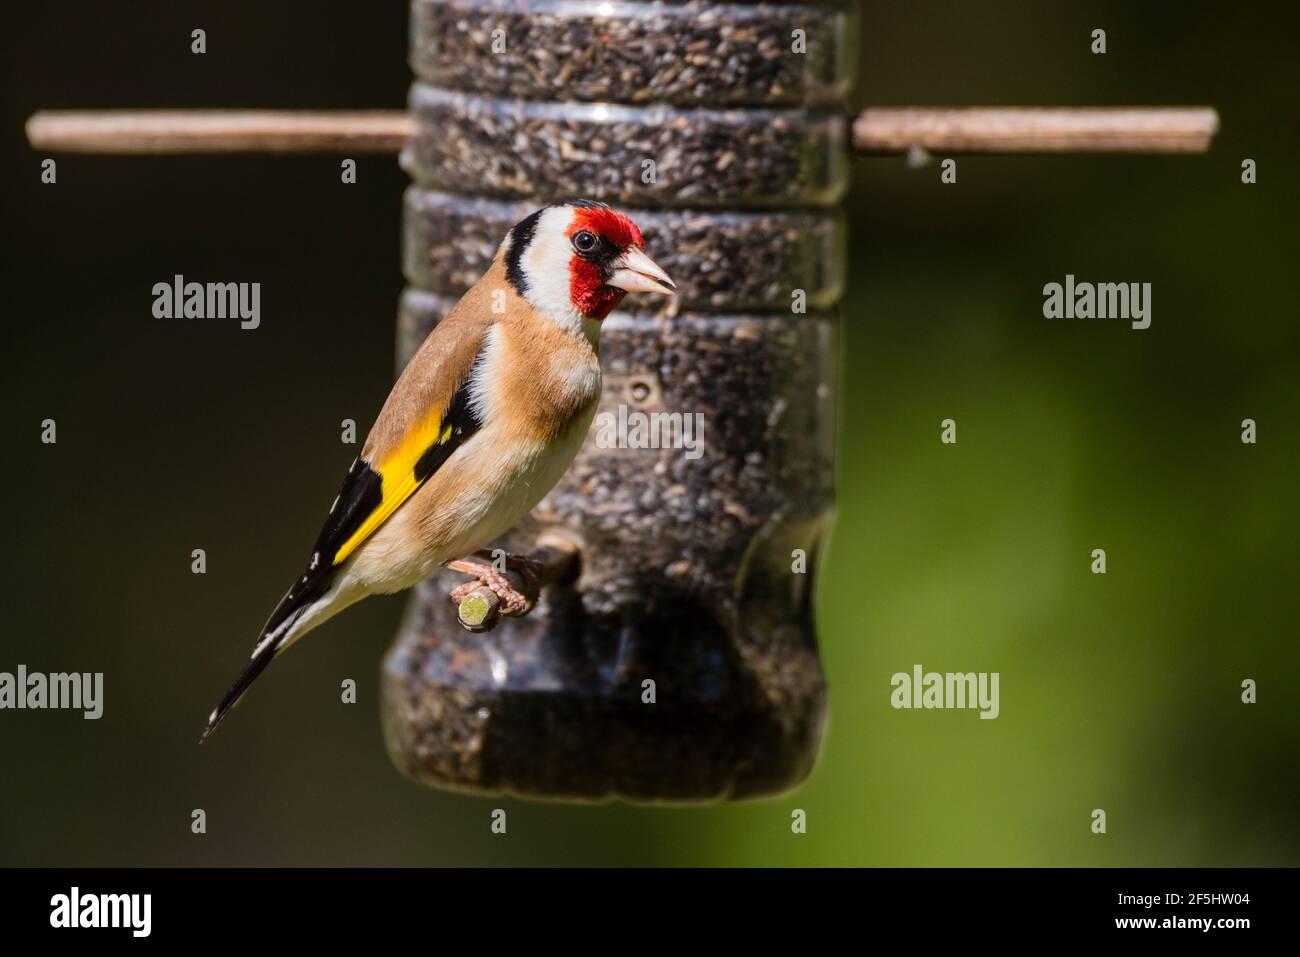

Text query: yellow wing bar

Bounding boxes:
[331,407,447,566]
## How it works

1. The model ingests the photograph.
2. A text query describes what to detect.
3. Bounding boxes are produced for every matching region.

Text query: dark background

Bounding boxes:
[1,1,1296,865]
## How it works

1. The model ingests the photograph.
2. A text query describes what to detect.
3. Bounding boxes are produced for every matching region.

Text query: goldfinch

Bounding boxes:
[202,200,675,739]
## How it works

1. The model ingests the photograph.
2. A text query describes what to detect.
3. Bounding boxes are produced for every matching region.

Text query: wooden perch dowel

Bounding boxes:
[26,107,1219,156]
[852,107,1219,154]
[447,535,580,634]
[24,110,415,154]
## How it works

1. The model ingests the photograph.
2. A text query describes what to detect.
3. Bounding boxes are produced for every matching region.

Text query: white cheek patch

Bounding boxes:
[520,206,585,331]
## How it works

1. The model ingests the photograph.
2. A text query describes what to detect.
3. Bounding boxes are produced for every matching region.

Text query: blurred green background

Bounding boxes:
[1,1,1296,865]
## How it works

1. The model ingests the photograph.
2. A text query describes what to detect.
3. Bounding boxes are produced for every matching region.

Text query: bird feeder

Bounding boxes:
[27,0,1217,803]
[386,0,849,802]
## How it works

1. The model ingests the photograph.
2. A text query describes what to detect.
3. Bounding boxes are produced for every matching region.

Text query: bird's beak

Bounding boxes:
[608,247,676,296]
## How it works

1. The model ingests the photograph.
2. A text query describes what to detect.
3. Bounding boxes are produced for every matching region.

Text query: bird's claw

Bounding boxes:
[447,554,541,617]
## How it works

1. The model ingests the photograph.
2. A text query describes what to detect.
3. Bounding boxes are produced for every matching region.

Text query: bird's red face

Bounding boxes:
[564,205,674,320]
[505,201,676,324]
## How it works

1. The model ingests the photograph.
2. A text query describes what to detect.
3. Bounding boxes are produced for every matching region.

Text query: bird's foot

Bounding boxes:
[447,553,542,618]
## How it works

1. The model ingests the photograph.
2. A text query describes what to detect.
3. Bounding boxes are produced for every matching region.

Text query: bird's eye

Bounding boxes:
[572,230,598,253]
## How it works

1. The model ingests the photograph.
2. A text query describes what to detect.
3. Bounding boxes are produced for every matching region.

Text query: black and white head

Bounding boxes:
[502,200,675,329]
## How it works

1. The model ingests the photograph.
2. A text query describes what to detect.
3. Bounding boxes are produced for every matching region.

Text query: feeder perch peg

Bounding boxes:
[447,536,580,634]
